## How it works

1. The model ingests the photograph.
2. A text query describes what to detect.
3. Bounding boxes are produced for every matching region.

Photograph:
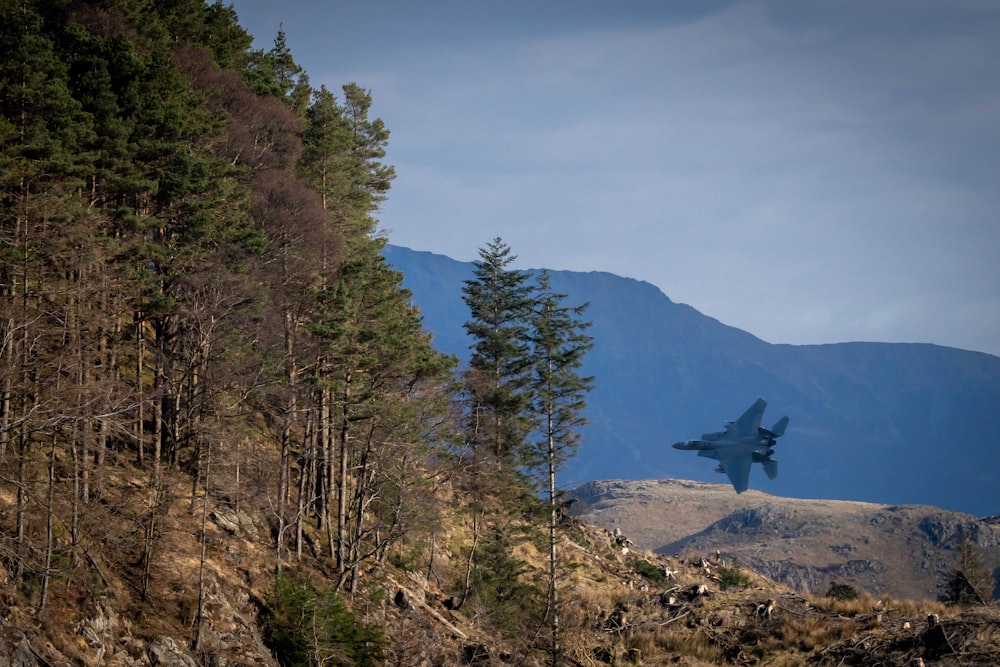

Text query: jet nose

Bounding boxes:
[671,441,688,450]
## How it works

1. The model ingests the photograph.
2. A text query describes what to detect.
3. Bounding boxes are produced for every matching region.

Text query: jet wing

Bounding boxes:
[717,451,753,494]
[730,398,767,438]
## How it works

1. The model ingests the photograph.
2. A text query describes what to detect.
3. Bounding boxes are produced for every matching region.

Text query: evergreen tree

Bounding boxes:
[298,70,453,589]
[309,241,455,590]
[0,1,559,659]
[338,83,395,238]
[940,538,996,606]
[262,570,386,667]
[245,29,311,114]
[526,270,594,666]
[527,270,594,473]
[461,237,536,465]
[301,85,353,218]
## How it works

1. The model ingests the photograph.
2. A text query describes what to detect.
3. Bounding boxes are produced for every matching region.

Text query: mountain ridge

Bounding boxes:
[569,478,1000,601]
[383,244,1000,516]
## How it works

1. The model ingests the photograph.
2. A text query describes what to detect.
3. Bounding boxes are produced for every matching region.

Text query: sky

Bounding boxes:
[228,0,1000,357]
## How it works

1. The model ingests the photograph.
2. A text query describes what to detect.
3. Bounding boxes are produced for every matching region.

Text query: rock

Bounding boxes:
[211,510,241,535]
[10,636,41,667]
[149,636,198,667]
[716,503,792,533]
[917,514,997,549]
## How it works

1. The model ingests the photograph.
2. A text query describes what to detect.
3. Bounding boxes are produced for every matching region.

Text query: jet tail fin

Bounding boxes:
[769,416,789,437]
[762,459,778,480]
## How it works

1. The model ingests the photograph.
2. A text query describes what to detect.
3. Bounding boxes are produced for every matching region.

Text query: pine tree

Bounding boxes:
[0,0,97,594]
[309,242,455,590]
[245,29,311,114]
[527,270,594,666]
[301,85,353,217]
[298,74,453,588]
[461,237,536,466]
[338,83,396,239]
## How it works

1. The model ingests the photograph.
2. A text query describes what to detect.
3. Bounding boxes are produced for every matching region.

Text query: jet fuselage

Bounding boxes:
[670,398,789,493]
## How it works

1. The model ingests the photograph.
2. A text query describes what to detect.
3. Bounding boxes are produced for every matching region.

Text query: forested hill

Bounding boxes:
[0,1,465,662]
[4,3,1000,665]
[1,0,459,587]
[382,244,1000,517]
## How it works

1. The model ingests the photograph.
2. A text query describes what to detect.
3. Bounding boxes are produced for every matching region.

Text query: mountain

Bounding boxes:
[382,244,1000,516]
[570,478,1000,601]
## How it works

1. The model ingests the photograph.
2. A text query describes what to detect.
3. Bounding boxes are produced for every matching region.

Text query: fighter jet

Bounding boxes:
[671,398,789,493]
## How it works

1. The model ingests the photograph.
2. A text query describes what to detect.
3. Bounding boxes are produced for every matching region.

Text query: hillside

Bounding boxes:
[383,244,1000,516]
[3,460,1000,666]
[3,3,998,666]
[570,478,1000,602]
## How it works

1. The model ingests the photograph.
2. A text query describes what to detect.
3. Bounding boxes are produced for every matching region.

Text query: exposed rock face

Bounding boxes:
[69,577,276,667]
[714,504,793,533]
[918,513,1000,549]
[743,557,887,594]
[0,634,42,667]
[570,478,1000,600]
[148,637,198,667]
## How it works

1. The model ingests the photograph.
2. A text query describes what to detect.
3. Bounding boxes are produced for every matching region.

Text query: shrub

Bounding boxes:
[261,570,385,667]
[717,566,751,591]
[466,529,546,640]
[825,581,859,601]
[628,557,667,587]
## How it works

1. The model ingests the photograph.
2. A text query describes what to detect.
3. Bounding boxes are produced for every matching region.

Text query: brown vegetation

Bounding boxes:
[2,451,1000,665]
[572,479,1000,602]
[1,3,998,666]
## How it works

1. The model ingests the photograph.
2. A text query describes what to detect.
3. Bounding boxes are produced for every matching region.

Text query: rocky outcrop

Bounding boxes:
[0,633,43,667]
[918,513,1000,549]
[714,503,793,533]
[70,577,276,667]
[744,557,887,593]
[570,478,1000,600]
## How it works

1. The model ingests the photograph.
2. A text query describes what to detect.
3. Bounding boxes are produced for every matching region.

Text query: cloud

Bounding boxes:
[232,0,1000,355]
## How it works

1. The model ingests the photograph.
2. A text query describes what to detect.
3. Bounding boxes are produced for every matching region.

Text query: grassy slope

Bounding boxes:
[2,464,999,665]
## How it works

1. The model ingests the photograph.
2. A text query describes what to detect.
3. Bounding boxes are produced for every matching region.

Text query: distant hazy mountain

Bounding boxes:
[382,245,1000,516]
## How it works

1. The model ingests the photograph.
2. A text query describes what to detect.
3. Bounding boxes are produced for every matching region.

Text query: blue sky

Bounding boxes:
[228,0,1000,357]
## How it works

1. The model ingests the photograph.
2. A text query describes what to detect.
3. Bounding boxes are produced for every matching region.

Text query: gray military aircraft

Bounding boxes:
[671,398,789,493]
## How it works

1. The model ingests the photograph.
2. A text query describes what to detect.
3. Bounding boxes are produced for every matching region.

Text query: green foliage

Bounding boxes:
[628,557,668,587]
[717,566,752,591]
[526,269,594,474]
[825,581,859,601]
[0,2,576,659]
[467,526,546,636]
[261,570,385,667]
[462,237,537,464]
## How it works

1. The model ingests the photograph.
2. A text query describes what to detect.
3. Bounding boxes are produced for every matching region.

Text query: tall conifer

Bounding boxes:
[527,270,594,666]
[461,237,536,466]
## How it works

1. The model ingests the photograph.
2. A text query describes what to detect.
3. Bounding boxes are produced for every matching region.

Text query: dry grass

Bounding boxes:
[887,596,949,617]
[652,627,726,663]
[8,451,994,667]
[764,655,809,667]
[806,591,881,615]
[777,615,857,652]
[806,591,949,618]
